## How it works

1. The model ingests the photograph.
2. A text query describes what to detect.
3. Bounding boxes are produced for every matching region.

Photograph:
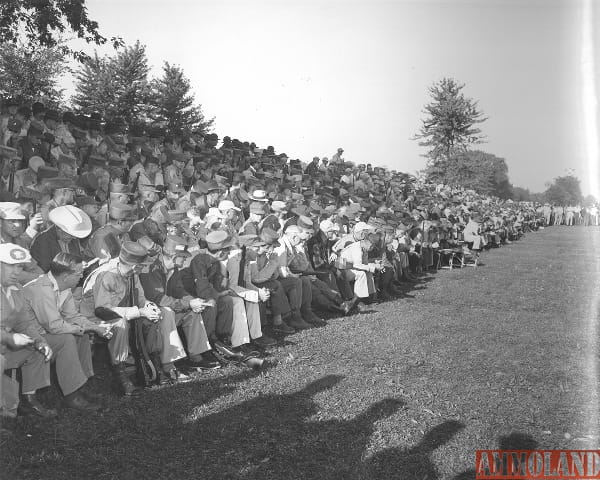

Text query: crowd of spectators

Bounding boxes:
[0,97,588,431]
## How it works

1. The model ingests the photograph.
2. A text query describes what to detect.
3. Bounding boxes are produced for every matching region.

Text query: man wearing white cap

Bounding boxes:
[0,243,56,422]
[0,202,44,283]
[30,205,93,272]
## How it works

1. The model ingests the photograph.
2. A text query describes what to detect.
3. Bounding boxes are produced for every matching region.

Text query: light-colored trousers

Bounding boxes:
[44,333,93,396]
[230,297,262,348]
[160,308,211,363]
[345,269,376,299]
[464,233,487,250]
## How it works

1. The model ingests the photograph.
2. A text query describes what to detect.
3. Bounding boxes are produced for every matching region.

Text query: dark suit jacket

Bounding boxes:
[29,225,86,273]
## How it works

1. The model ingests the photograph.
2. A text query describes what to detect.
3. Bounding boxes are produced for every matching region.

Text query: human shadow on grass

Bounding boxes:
[150,374,408,480]
[450,432,538,480]
[4,364,279,480]
[356,419,465,480]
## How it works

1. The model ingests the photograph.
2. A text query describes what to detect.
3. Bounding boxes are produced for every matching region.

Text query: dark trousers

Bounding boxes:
[201,296,234,341]
[254,279,291,318]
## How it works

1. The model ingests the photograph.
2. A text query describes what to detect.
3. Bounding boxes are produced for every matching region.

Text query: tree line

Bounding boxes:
[0,0,589,204]
[413,78,590,205]
[0,40,212,137]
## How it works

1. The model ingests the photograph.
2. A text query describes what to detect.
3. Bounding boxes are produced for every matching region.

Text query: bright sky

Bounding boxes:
[62,0,600,197]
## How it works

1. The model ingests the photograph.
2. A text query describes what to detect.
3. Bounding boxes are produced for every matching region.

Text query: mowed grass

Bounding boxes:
[2,227,599,480]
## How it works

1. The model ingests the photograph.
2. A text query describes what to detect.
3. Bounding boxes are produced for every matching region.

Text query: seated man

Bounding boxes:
[30,205,93,273]
[339,228,382,304]
[80,241,180,395]
[186,230,262,359]
[274,225,324,326]
[24,253,112,411]
[87,202,136,259]
[306,219,349,295]
[226,236,277,349]
[246,228,297,334]
[0,243,55,422]
[0,202,44,283]
[462,213,486,254]
[139,235,221,377]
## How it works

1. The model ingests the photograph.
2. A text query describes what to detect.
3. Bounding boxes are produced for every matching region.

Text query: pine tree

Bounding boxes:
[148,62,213,136]
[414,78,487,167]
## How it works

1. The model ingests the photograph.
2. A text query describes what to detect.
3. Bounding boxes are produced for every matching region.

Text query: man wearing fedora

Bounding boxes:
[185,230,261,357]
[30,205,94,273]
[0,243,56,422]
[81,241,181,394]
[139,235,221,376]
[88,202,136,259]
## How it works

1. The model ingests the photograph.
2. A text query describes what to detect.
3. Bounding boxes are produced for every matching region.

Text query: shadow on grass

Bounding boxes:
[177,374,408,479]
[358,419,465,480]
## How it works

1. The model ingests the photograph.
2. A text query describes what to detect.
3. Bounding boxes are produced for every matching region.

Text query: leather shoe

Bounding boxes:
[272,322,295,334]
[18,394,58,418]
[189,352,222,370]
[340,297,358,315]
[252,335,277,348]
[288,317,313,331]
[64,392,101,412]
[113,365,141,397]
[238,344,261,359]
[302,312,326,327]
[213,340,245,360]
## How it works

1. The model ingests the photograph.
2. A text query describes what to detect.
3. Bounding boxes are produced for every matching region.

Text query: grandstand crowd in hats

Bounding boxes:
[0,97,593,429]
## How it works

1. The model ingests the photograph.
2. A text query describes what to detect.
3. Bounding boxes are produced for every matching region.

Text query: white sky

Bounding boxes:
[61,0,600,197]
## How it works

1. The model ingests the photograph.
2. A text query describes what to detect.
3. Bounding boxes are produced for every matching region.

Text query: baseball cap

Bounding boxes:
[0,243,31,264]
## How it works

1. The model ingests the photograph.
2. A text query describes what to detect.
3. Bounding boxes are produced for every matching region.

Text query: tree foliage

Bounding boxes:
[426,150,512,199]
[148,62,213,136]
[0,42,67,107]
[0,0,122,61]
[72,41,151,125]
[414,78,487,166]
[544,175,582,205]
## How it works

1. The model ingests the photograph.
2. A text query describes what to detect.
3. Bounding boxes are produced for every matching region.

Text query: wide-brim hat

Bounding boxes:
[119,241,150,265]
[259,228,280,245]
[43,177,76,194]
[206,230,236,251]
[249,189,268,202]
[49,205,92,238]
[0,202,26,220]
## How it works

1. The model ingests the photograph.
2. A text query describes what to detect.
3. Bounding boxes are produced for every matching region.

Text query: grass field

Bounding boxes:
[2,227,599,479]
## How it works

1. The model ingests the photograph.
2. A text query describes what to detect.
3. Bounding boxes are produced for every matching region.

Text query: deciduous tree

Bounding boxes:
[0,43,67,107]
[0,0,122,61]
